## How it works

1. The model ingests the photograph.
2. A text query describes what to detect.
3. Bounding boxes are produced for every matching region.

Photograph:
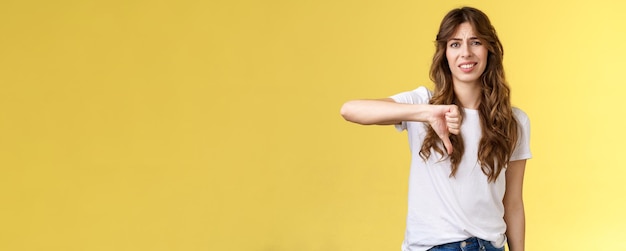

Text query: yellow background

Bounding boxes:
[1,0,625,250]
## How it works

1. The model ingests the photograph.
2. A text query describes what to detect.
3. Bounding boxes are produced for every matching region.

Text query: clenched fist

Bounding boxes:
[428,105,462,154]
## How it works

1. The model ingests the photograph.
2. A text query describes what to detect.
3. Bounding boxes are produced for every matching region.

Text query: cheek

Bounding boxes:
[479,48,489,61]
[445,49,454,60]
[445,51,454,66]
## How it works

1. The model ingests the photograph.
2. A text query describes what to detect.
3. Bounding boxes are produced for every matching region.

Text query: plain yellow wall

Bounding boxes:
[2,0,626,250]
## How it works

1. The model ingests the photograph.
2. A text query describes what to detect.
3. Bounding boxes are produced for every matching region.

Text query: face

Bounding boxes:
[445,22,488,87]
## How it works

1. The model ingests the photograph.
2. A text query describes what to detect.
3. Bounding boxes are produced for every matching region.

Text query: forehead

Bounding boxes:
[450,22,477,39]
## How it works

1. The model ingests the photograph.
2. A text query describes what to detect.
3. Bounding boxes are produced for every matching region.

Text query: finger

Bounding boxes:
[442,135,453,155]
[449,128,460,135]
[446,106,462,123]
[445,115,460,123]
[446,111,461,119]
[446,122,459,129]
[448,105,460,115]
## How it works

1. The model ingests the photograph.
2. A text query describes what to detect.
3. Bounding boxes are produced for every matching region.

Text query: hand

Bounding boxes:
[428,105,462,154]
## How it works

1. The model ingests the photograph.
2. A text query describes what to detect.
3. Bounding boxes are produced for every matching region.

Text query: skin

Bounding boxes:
[445,22,487,109]
[340,21,526,251]
[340,100,460,154]
[504,160,526,251]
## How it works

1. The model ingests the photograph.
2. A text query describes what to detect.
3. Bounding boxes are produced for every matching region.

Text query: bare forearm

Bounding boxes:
[505,205,525,251]
[340,99,432,125]
[504,160,527,251]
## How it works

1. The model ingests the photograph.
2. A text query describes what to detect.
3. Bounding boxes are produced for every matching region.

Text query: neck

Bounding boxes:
[453,81,481,109]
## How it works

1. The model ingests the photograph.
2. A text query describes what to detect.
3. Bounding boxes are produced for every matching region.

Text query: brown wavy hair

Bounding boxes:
[419,7,518,182]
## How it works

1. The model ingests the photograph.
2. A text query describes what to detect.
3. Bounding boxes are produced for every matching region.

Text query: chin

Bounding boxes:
[455,77,481,84]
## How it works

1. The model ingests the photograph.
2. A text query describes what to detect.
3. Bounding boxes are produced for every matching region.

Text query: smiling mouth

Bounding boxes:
[460,63,477,69]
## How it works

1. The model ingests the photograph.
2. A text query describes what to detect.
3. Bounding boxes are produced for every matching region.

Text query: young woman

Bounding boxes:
[340,7,531,251]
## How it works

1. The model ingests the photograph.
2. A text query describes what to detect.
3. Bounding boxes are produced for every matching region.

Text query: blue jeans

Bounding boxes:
[427,237,504,251]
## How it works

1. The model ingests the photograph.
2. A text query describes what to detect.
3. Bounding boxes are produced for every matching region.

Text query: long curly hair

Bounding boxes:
[419,7,518,182]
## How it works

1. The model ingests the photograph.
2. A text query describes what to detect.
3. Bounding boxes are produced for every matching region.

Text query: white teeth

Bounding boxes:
[460,64,475,69]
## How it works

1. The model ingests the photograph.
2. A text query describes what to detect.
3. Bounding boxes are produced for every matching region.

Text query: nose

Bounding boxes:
[461,43,471,58]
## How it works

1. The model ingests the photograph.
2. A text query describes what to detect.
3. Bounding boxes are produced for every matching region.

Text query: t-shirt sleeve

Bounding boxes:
[389,86,432,132]
[510,108,532,161]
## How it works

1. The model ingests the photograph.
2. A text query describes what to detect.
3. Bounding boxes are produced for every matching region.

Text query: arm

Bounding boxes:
[503,159,527,251]
[340,98,434,125]
[340,98,461,153]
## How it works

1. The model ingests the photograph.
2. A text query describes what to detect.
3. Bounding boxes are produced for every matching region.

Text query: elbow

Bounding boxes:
[340,101,366,124]
[340,101,355,121]
[504,197,525,213]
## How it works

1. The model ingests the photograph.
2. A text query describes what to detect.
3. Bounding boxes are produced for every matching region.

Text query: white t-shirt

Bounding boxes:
[390,87,532,251]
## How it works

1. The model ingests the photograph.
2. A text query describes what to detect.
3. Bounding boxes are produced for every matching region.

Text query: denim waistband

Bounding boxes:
[429,237,500,251]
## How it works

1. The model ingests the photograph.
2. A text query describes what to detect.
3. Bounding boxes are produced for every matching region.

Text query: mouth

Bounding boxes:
[459,63,477,72]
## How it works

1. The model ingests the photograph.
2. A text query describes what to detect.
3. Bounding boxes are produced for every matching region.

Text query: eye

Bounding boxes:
[471,40,482,46]
[449,42,460,48]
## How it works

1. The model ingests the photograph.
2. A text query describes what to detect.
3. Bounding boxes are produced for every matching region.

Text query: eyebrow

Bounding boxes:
[448,37,480,41]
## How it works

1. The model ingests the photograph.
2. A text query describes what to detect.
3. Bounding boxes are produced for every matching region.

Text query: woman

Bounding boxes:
[340,7,531,251]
